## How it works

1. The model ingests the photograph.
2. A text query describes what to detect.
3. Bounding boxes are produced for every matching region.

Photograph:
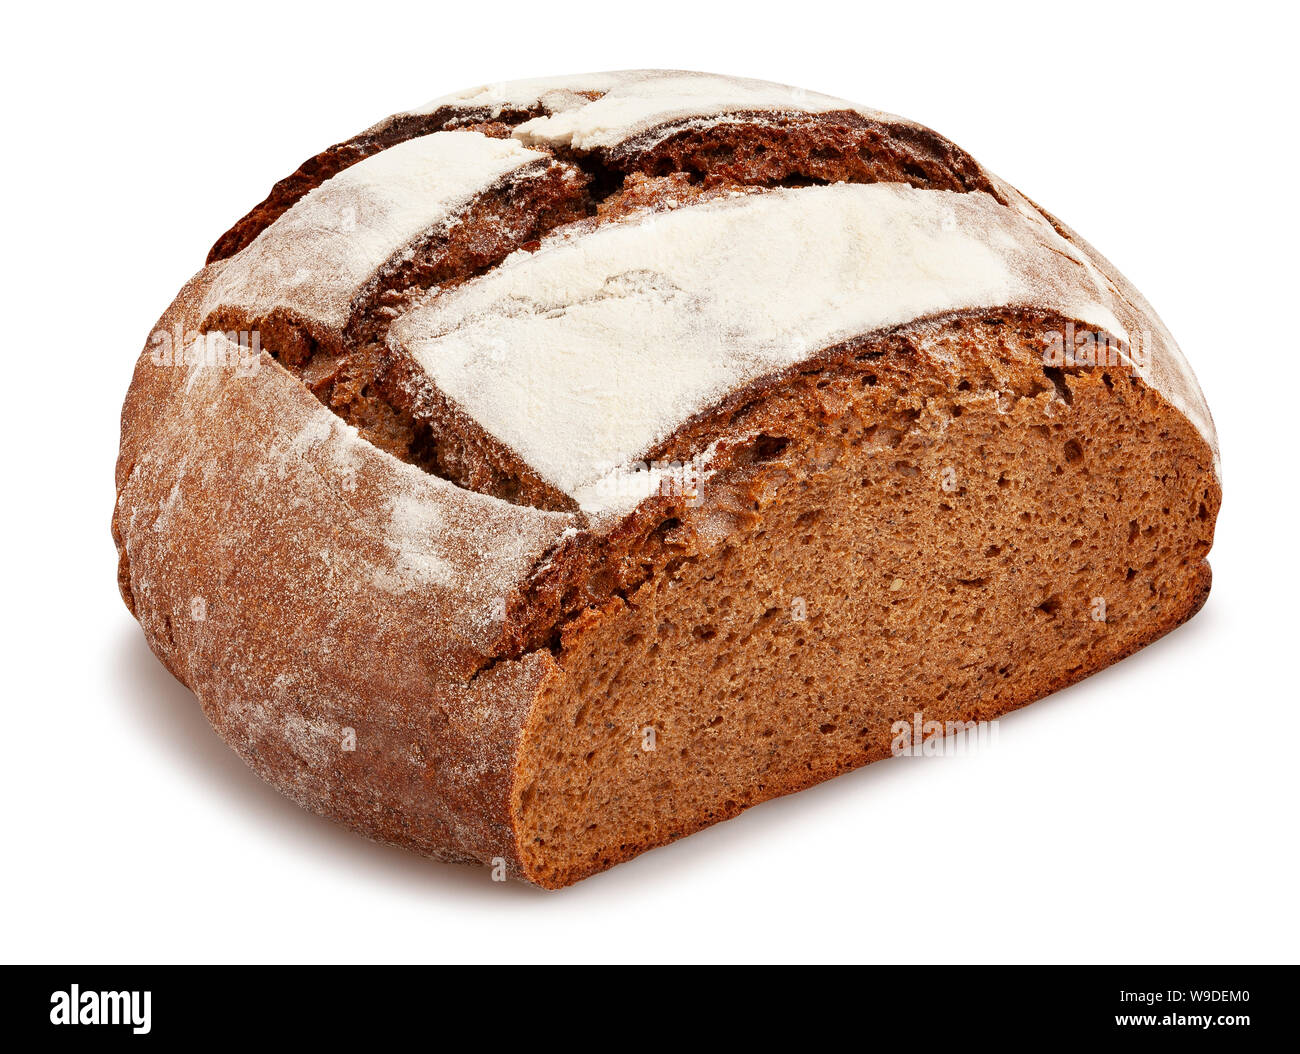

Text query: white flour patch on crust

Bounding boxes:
[509,70,893,153]
[377,493,454,591]
[392,182,1128,509]
[202,131,549,331]
[404,70,904,153]
[408,71,633,118]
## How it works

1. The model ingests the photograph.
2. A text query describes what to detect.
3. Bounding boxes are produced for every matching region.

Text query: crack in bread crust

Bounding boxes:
[608,110,1002,198]
[206,103,999,264]
[203,158,591,487]
[204,109,1019,512]
[205,108,552,263]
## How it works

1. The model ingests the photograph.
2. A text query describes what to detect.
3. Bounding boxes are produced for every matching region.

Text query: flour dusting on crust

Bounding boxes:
[403,69,910,153]
[390,183,1135,508]
[202,131,547,331]
[509,70,898,152]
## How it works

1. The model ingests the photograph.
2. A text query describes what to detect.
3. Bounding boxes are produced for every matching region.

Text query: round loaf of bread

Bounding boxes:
[114,71,1220,887]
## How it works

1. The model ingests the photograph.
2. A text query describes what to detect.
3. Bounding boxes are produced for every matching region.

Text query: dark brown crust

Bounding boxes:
[206,107,1001,265]
[212,107,1011,509]
[377,349,577,512]
[205,107,547,263]
[610,110,1002,200]
[200,101,1028,511]
[207,114,442,264]
[114,270,571,871]
[205,158,591,478]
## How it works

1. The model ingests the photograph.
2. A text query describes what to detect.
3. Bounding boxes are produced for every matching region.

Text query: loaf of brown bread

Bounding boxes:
[114,71,1220,887]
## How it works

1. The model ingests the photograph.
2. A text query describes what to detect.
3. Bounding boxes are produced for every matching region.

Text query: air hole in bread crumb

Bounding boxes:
[651,517,681,543]
[1042,366,1074,405]
[749,434,790,463]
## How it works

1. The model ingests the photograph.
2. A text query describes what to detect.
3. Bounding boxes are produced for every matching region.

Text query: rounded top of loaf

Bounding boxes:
[399,69,913,151]
[199,69,1217,521]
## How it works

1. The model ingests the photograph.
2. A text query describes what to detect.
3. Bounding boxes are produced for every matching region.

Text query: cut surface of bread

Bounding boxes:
[509,313,1215,886]
[114,71,1219,888]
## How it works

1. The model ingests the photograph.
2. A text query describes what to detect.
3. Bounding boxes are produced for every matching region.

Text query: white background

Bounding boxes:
[4,1,1296,964]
